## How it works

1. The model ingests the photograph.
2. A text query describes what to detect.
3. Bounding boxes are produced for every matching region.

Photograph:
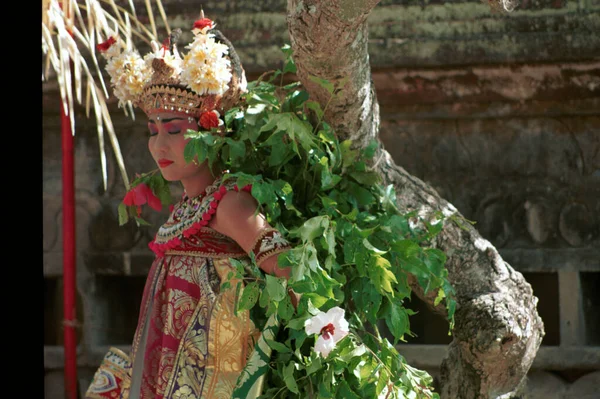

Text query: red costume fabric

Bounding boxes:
[86,177,261,399]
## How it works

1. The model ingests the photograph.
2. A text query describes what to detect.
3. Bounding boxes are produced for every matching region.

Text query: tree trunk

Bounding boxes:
[286,1,545,398]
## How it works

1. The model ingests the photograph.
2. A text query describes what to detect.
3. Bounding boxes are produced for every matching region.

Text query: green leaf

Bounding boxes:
[194,137,209,163]
[149,174,171,205]
[224,107,243,126]
[260,113,288,134]
[312,268,341,299]
[340,140,359,168]
[338,344,366,363]
[265,338,291,353]
[183,140,196,163]
[346,182,375,207]
[385,300,409,343]
[263,131,290,167]
[343,227,362,266]
[286,90,308,111]
[283,362,299,394]
[283,81,302,91]
[291,114,315,152]
[336,380,361,399]
[243,104,266,126]
[351,278,382,325]
[283,58,297,74]
[238,281,260,312]
[277,293,295,321]
[291,279,316,294]
[375,367,389,397]
[305,100,324,120]
[302,293,329,309]
[391,240,421,259]
[294,215,328,242]
[250,92,279,106]
[425,248,447,276]
[226,138,246,161]
[434,288,446,307]
[362,238,387,255]
[117,203,129,226]
[259,285,270,308]
[286,314,310,330]
[233,281,242,316]
[134,217,151,226]
[320,159,342,190]
[250,182,277,207]
[265,274,287,302]
[306,355,322,376]
[309,75,335,94]
[363,140,379,159]
[369,255,397,294]
[349,170,380,186]
[280,247,307,283]
[281,43,293,58]
[323,225,337,257]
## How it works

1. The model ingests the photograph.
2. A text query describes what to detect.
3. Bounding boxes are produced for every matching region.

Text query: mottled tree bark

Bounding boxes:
[286,1,545,398]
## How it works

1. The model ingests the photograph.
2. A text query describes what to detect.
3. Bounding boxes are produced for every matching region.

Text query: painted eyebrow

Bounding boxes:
[148,117,185,124]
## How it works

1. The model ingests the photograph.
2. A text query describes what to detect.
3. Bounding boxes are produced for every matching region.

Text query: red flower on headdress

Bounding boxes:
[193,18,213,31]
[200,111,221,130]
[123,183,162,215]
[96,37,117,52]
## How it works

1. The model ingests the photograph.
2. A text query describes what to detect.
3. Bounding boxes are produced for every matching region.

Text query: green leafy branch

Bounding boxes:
[182,44,456,398]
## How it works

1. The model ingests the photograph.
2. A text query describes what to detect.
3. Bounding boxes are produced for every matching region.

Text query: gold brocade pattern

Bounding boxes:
[88,176,261,399]
[165,289,196,338]
[163,258,259,399]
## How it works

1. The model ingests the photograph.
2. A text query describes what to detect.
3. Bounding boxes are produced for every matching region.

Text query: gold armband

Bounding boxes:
[251,228,291,267]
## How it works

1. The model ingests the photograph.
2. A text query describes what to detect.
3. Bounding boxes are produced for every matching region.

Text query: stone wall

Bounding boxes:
[43,0,599,397]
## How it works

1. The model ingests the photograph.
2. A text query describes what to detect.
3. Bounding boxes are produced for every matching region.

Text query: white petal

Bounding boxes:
[327,307,349,334]
[304,312,328,335]
[335,316,349,332]
[315,335,336,358]
[326,306,345,319]
[332,328,349,343]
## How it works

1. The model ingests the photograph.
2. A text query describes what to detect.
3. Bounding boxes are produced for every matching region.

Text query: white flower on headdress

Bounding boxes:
[97,16,234,108]
[98,36,151,106]
[179,22,232,96]
[143,40,183,77]
[304,306,349,358]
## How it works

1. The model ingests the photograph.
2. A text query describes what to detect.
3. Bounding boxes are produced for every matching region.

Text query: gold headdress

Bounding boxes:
[97,13,247,122]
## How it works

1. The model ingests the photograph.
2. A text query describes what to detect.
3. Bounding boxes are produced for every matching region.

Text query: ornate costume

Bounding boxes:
[87,177,290,399]
[86,12,291,399]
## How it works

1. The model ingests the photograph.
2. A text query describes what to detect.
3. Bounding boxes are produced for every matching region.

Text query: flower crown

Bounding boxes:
[97,14,246,126]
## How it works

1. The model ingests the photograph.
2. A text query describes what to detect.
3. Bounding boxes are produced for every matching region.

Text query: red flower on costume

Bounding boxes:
[123,183,162,215]
[96,37,116,52]
[193,18,213,31]
[199,110,221,130]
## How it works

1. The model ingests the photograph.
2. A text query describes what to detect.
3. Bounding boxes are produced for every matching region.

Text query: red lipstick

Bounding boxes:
[157,159,174,168]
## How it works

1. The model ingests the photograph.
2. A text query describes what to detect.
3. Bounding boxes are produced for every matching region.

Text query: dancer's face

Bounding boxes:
[147,112,203,183]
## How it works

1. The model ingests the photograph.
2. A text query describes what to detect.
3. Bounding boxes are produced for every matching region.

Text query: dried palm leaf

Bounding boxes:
[42,0,169,190]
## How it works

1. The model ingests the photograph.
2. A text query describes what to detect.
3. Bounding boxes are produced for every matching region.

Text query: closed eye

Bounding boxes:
[148,124,158,136]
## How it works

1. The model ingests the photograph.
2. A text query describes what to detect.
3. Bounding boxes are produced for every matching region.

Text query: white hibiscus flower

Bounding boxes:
[304,306,349,357]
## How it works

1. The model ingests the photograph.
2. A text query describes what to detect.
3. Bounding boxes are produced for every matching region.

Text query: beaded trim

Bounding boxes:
[251,228,291,266]
[139,84,220,119]
[148,176,252,257]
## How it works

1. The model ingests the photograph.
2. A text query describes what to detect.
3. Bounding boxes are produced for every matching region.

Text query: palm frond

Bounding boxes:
[42,0,169,190]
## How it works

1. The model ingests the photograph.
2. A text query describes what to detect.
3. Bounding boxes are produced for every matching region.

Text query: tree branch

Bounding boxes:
[287,1,545,397]
[378,151,545,398]
[287,0,381,146]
